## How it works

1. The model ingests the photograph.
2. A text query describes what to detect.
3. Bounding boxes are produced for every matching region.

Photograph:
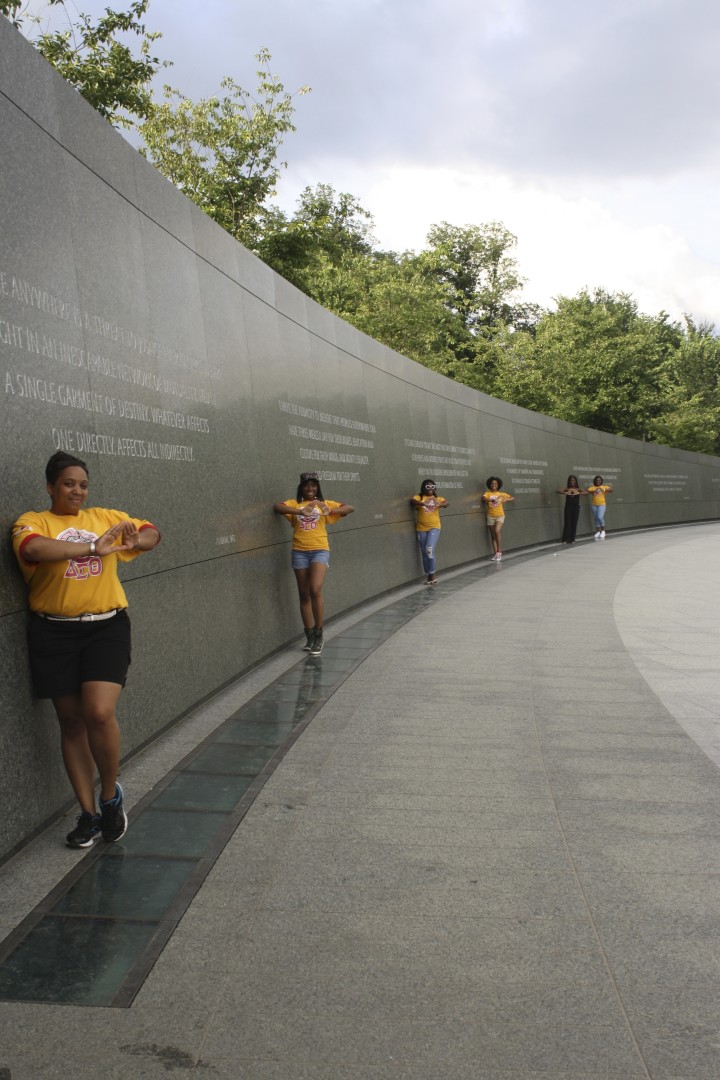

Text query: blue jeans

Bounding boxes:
[592,505,606,529]
[417,528,440,575]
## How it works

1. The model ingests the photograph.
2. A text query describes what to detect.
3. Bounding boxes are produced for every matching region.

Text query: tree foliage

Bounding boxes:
[258,186,458,370]
[2,0,166,128]
[489,290,720,454]
[425,221,526,332]
[140,53,310,247]
[256,184,375,294]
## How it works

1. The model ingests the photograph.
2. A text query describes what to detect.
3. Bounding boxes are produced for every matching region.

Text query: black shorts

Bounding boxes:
[27,610,132,699]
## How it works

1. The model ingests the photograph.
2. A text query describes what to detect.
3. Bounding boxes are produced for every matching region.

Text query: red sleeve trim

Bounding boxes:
[18,533,41,565]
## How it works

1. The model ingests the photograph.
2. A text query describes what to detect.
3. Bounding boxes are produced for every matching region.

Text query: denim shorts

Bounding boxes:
[291,549,330,570]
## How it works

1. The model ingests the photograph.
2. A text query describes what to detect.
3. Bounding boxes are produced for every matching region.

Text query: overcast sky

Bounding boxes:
[28,0,720,325]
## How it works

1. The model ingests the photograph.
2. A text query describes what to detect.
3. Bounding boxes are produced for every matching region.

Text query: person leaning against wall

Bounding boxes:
[586,475,614,540]
[409,478,449,585]
[11,451,161,849]
[274,471,354,656]
[556,474,587,544]
[482,476,514,561]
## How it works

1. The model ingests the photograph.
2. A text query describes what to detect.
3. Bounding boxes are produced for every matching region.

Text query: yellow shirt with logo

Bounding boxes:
[587,485,611,506]
[411,495,444,532]
[12,507,157,616]
[283,500,343,551]
[483,491,512,519]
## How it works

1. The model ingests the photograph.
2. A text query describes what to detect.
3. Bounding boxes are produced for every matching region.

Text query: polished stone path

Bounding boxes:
[1,523,720,1078]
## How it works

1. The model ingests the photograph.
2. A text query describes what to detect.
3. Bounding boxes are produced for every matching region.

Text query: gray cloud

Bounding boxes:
[139,0,720,181]
[26,0,720,188]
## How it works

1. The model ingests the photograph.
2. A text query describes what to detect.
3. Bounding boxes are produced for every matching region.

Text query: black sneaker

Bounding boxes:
[66,811,102,848]
[303,627,315,651]
[99,782,127,842]
[309,629,323,655]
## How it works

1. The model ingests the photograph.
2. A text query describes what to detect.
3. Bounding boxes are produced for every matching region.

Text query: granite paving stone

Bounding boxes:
[3,525,720,1079]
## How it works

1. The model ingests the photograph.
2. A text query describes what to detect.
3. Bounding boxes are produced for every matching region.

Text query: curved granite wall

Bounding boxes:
[2,19,720,858]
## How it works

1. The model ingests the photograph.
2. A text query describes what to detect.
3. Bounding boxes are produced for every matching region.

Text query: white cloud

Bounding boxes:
[276,163,720,325]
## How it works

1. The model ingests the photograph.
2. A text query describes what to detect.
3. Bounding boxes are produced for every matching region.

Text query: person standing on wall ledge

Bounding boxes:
[274,472,354,656]
[556,474,587,544]
[11,451,161,849]
[482,476,514,561]
[587,475,614,540]
[410,478,449,585]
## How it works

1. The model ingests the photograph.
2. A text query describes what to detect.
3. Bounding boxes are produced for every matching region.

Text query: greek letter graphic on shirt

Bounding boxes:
[299,508,320,532]
[57,526,103,581]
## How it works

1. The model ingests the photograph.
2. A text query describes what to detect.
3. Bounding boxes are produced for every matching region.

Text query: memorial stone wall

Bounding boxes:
[2,18,719,858]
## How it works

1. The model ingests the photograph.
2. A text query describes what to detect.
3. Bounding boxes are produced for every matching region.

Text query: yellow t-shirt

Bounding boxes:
[12,507,157,615]
[483,491,511,519]
[411,495,444,532]
[283,499,343,551]
[587,485,611,506]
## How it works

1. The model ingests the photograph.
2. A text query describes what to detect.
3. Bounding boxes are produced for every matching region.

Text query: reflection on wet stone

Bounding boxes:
[153,773,254,810]
[120,809,229,857]
[185,742,278,775]
[51,855,196,919]
[217,719,296,744]
[0,916,158,1006]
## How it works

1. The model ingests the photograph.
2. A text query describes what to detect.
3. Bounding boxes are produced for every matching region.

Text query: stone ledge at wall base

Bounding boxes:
[2,16,720,858]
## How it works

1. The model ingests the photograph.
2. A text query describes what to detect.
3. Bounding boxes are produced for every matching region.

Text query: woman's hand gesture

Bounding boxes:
[96,520,139,555]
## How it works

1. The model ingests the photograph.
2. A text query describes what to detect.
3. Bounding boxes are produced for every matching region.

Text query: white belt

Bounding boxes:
[37,609,118,623]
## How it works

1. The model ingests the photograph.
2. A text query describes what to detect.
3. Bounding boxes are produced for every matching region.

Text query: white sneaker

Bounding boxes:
[496,552,502,561]
[491,553,499,561]
[600,530,606,539]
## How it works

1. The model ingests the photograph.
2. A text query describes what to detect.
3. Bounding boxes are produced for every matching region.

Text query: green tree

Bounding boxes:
[487,289,720,453]
[257,186,461,370]
[322,250,459,371]
[418,221,541,389]
[645,318,720,453]
[257,184,374,293]
[425,222,529,334]
[491,290,669,437]
[139,52,310,247]
[1,0,166,128]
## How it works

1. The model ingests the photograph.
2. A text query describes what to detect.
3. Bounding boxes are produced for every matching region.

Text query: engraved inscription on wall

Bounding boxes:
[1,271,218,466]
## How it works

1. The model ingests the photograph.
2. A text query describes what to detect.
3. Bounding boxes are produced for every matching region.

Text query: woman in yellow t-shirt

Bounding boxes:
[274,472,354,655]
[12,451,160,849]
[586,475,614,539]
[409,478,449,585]
[482,476,514,561]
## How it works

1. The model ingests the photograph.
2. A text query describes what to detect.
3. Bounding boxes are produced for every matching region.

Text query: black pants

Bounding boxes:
[562,498,580,543]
